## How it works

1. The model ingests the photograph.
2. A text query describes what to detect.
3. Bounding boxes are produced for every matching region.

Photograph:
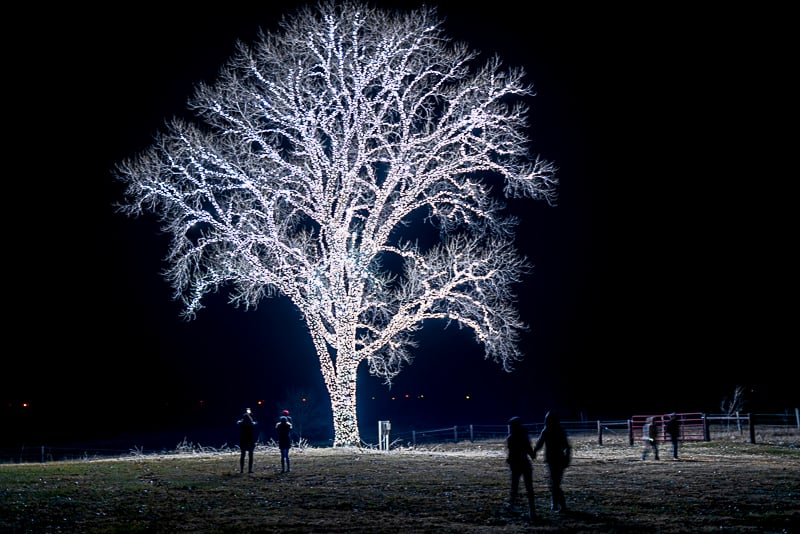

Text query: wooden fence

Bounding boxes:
[3,411,797,462]
[383,410,800,448]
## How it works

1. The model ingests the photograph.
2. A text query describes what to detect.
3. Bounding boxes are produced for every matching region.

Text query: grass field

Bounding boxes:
[1,433,798,533]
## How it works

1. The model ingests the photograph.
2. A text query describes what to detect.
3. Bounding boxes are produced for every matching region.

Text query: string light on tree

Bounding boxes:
[114,1,557,447]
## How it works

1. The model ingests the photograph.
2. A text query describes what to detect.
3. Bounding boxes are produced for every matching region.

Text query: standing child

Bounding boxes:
[276,415,293,472]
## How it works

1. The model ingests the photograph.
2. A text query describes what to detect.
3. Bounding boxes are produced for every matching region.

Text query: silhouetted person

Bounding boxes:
[533,410,571,512]
[641,416,659,460]
[237,408,257,474]
[505,416,536,521]
[276,415,292,472]
[665,413,680,460]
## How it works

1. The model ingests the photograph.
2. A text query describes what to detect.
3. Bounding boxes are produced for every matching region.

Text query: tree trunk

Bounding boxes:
[308,316,363,447]
[330,361,361,447]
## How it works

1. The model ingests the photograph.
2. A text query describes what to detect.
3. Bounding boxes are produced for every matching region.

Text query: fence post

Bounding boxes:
[628,420,633,446]
[795,407,799,429]
[749,413,756,444]
[703,414,710,441]
[597,420,603,445]
[379,421,391,451]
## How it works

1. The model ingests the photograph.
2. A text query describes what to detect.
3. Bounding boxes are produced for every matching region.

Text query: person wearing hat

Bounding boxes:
[237,407,258,474]
[505,416,537,521]
[280,409,293,425]
[276,414,293,472]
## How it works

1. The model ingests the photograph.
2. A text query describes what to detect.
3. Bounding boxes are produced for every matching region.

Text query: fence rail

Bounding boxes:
[3,411,798,463]
[377,410,800,449]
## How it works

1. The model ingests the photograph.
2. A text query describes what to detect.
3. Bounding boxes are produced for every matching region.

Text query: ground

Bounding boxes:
[1,432,798,532]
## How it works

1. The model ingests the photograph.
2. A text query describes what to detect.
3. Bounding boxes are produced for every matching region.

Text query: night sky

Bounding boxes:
[3,3,795,448]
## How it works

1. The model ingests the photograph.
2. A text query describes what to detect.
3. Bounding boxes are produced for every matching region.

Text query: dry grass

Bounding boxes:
[1,433,798,533]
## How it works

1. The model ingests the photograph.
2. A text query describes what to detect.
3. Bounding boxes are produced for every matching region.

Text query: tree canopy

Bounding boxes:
[114,0,557,446]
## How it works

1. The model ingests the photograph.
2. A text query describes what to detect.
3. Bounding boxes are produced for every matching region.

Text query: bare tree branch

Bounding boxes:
[114,0,557,446]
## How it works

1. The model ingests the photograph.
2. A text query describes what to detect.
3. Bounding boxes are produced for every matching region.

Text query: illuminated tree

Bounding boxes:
[114,1,557,446]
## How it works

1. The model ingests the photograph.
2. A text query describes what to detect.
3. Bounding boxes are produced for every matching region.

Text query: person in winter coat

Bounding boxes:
[276,415,293,472]
[641,416,660,460]
[237,408,257,474]
[664,413,681,460]
[505,416,537,521]
[532,411,571,512]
